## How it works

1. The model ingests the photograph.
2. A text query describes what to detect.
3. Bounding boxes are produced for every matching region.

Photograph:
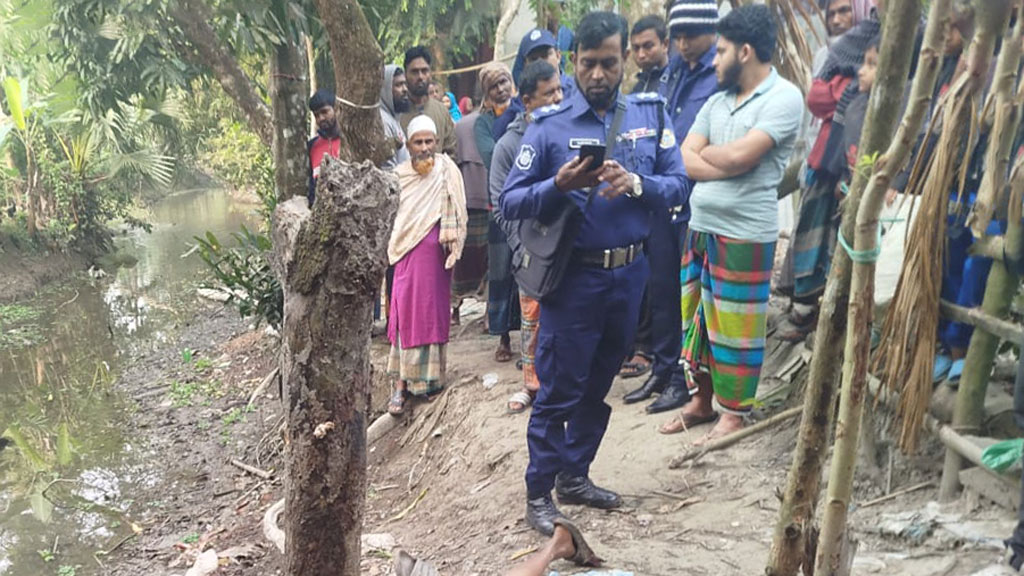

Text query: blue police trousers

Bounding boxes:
[525,255,648,498]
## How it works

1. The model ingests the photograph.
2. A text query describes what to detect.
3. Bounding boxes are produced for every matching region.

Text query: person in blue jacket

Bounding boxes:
[623,0,722,415]
[501,10,689,536]
[495,28,578,141]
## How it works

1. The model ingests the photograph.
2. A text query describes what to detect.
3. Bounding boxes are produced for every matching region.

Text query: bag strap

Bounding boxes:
[584,98,628,209]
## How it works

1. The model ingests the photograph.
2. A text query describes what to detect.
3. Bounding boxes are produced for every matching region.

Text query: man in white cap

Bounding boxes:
[385,115,468,416]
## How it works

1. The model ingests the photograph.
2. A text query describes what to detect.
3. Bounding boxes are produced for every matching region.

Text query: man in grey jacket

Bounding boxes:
[489,60,563,414]
[380,64,412,170]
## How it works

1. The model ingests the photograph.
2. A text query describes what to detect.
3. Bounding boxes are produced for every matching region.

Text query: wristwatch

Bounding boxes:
[629,173,644,199]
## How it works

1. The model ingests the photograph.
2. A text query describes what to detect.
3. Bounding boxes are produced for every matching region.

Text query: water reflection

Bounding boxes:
[0,189,257,575]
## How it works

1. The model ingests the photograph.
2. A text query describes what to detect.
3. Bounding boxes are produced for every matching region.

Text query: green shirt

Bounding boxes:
[688,68,804,242]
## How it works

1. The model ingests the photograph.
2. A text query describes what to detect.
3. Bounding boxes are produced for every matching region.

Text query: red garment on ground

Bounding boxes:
[806,76,852,171]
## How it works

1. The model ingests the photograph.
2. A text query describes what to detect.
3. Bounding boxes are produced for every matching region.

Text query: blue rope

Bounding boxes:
[837,225,883,263]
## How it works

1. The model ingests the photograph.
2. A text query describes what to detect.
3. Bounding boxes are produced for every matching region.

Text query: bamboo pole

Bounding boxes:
[939,300,1024,345]
[940,160,1024,500]
[967,3,1024,237]
[765,3,936,572]
[812,1,935,571]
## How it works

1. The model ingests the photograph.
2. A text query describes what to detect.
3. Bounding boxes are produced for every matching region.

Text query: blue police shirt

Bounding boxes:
[500,89,689,251]
[494,73,578,141]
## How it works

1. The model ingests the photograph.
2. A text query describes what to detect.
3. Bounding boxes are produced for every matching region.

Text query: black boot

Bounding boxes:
[525,493,564,536]
[555,474,622,509]
[623,372,669,404]
[646,383,690,414]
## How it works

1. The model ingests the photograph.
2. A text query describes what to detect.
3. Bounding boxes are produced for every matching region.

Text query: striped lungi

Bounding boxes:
[452,208,489,299]
[680,231,776,414]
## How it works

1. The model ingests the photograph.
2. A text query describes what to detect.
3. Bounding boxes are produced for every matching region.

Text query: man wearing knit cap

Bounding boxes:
[663,5,803,439]
[620,0,721,414]
[386,115,468,416]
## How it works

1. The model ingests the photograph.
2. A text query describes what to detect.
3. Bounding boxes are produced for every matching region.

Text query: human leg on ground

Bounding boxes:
[643,219,688,413]
[509,292,541,413]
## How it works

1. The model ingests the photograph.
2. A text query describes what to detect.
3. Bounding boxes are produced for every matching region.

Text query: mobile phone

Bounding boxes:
[579,144,605,170]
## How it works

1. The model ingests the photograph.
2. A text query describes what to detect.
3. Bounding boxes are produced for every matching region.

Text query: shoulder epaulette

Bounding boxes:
[532,103,568,122]
[628,92,667,105]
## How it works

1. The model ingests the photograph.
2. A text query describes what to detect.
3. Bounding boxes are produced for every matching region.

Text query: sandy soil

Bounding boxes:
[103,297,1020,576]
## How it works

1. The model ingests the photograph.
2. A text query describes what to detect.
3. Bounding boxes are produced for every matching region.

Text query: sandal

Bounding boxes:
[388,387,406,416]
[618,353,653,379]
[945,358,965,385]
[552,517,603,567]
[658,411,719,435]
[507,390,535,414]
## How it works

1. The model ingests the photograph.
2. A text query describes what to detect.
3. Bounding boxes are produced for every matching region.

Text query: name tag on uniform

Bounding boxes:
[568,138,602,149]
[618,128,657,143]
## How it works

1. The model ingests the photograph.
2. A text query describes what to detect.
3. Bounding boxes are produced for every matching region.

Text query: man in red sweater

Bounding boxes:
[307,89,342,205]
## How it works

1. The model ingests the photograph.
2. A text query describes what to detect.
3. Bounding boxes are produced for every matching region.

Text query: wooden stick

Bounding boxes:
[939,300,1024,345]
[857,481,933,509]
[230,458,273,480]
[247,367,280,410]
[669,406,803,468]
[388,488,428,523]
[508,546,538,562]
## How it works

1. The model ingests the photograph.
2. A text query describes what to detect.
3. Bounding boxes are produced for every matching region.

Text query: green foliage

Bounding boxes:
[57,565,77,576]
[182,533,200,545]
[37,549,55,563]
[181,347,194,364]
[194,226,283,330]
[366,0,499,63]
[0,303,45,350]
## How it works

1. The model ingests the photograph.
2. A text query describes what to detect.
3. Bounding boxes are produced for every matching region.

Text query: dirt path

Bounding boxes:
[104,298,1019,576]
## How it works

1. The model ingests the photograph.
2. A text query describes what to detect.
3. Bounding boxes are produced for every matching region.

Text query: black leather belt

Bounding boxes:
[575,241,644,269]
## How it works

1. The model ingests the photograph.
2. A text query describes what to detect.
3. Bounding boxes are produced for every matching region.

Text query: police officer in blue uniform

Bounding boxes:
[501,11,689,535]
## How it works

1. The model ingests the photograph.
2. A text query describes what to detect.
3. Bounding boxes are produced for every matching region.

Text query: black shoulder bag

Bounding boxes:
[515,100,627,300]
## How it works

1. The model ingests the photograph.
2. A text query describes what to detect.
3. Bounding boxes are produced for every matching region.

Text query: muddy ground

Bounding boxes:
[0,237,90,303]
[100,296,1020,576]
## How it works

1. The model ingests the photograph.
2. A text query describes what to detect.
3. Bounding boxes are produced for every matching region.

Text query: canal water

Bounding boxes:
[0,189,258,575]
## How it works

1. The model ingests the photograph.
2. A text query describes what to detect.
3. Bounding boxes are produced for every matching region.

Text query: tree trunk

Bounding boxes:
[168,0,275,148]
[273,159,398,576]
[312,0,390,165]
[494,0,521,59]
[766,2,928,573]
[269,32,310,203]
[813,1,934,570]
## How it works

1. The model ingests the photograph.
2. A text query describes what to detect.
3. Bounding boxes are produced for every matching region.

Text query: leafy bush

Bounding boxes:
[195,225,282,330]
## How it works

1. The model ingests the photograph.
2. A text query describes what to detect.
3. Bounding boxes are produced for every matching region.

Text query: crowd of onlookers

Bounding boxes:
[305,0,1024,566]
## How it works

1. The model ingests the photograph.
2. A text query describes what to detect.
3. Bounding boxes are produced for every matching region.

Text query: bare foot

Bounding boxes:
[691,413,744,446]
[495,334,513,362]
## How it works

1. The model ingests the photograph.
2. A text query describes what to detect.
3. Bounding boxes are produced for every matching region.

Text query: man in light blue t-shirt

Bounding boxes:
[659,4,804,440]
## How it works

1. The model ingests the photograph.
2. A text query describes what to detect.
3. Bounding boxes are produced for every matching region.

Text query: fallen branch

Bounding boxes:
[388,488,428,523]
[247,367,280,410]
[857,481,933,509]
[669,406,803,468]
[939,300,1024,345]
[509,546,538,562]
[230,458,273,480]
[651,489,698,502]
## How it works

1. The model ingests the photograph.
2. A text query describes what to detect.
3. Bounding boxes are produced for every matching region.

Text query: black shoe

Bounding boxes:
[555,474,622,509]
[623,372,669,404]
[525,493,564,536]
[646,384,690,414]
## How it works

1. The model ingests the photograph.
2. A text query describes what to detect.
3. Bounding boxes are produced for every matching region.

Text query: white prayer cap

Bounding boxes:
[406,115,437,139]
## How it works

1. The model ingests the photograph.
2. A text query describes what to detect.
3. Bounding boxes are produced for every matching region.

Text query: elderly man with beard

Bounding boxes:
[385,116,468,416]
[380,65,413,170]
[502,11,687,534]
[661,5,803,441]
